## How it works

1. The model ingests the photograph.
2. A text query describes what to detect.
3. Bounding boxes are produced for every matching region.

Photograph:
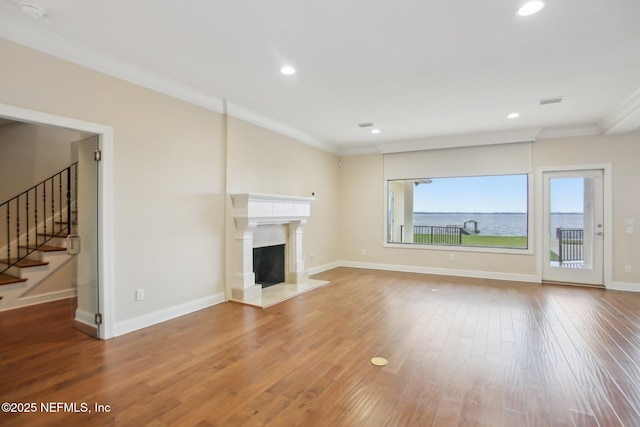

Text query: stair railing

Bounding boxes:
[0,162,78,275]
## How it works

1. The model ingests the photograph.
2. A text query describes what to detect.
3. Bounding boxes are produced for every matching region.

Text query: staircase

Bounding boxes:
[0,163,78,311]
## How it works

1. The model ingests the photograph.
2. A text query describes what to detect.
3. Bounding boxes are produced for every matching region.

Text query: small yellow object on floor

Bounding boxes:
[370,357,388,366]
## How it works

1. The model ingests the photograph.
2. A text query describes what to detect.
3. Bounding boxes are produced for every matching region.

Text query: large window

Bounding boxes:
[387,174,528,249]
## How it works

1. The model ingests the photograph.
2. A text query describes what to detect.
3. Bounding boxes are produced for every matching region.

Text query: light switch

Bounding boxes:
[627,226,635,235]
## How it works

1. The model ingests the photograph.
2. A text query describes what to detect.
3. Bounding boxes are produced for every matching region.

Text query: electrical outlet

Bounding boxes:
[136,288,144,301]
[449,253,455,261]
[625,265,632,273]
[361,248,366,256]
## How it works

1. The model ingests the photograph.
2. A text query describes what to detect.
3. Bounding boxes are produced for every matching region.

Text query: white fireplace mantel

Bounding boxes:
[230,193,314,302]
[231,193,314,225]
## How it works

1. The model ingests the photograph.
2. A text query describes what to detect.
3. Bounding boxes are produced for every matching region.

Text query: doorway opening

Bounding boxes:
[540,167,610,287]
[0,103,113,339]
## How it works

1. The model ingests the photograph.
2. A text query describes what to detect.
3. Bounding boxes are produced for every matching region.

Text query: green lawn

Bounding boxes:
[461,235,527,248]
[414,234,527,248]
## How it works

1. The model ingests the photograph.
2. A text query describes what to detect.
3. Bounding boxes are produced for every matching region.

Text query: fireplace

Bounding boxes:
[253,244,285,287]
[230,193,314,302]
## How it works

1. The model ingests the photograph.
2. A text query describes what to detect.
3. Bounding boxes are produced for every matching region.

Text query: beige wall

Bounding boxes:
[0,121,88,202]
[339,132,640,288]
[2,34,639,335]
[534,132,640,285]
[0,39,227,325]
[339,153,536,278]
[226,116,341,282]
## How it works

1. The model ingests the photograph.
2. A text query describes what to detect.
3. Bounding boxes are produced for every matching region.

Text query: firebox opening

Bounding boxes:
[253,244,285,288]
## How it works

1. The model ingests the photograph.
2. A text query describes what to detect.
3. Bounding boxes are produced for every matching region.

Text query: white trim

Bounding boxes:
[338,145,380,156]
[0,15,225,114]
[376,128,541,154]
[537,124,602,140]
[535,164,613,288]
[11,289,77,309]
[0,17,339,154]
[600,87,640,135]
[113,293,226,337]
[0,102,115,339]
[75,307,97,327]
[608,281,640,293]
[307,261,341,276]
[382,171,535,256]
[225,102,338,153]
[314,262,640,294]
[338,261,538,283]
[383,242,533,255]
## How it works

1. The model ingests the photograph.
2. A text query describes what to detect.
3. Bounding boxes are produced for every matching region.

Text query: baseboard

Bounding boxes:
[14,288,77,308]
[75,307,96,326]
[608,281,640,293]
[337,260,539,283]
[307,261,341,276]
[113,292,226,337]
[74,308,98,336]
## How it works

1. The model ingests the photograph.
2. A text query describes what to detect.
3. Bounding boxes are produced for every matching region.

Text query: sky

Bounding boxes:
[549,177,585,213]
[411,175,584,213]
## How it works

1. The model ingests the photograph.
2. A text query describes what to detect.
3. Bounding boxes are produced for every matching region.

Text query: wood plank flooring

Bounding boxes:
[2,267,640,426]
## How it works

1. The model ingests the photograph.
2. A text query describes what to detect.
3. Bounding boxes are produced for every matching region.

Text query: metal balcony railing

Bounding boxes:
[556,227,584,265]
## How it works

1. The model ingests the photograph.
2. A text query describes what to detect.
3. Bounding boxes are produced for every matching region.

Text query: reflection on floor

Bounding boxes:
[233,279,330,308]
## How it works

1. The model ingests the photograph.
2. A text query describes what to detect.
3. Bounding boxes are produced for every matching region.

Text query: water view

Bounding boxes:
[414,212,583,236]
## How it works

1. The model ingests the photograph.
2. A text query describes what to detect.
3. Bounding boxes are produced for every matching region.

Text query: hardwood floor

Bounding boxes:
[2,267,640,426]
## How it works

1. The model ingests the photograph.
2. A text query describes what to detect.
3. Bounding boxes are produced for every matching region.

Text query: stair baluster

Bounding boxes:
[0,163,78,278]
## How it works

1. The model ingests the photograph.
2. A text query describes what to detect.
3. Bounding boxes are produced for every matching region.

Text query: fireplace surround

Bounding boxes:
[230,193,315,303]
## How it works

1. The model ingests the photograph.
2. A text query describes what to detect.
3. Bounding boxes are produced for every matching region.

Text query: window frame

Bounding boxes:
[383,173,534,255]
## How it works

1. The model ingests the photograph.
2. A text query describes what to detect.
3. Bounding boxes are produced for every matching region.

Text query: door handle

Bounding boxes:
[66,234,81,255]
[595,231,603,236]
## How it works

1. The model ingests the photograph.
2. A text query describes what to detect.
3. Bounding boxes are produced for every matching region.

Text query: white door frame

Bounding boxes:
[0,103,114,339]
[536,164,613,288]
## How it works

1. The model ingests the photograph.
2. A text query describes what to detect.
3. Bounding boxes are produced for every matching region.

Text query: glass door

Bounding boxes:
[72,135,101,337]
[542,170,604,285]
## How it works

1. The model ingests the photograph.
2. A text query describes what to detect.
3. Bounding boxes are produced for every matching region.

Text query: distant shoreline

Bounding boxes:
[412,212,583,236]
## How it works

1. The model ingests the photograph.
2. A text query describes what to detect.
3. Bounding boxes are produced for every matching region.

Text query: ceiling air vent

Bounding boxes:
[357,122,374,128]
[539,97,563,105]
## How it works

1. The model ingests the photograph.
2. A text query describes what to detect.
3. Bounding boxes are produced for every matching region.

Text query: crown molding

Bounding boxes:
[376,128,541,154]
[338,144,380,156]
[600,87,640,135]
[536,124,602,140]
[0,16,341,154]
[225,102,338,153]
[0,16,226,114]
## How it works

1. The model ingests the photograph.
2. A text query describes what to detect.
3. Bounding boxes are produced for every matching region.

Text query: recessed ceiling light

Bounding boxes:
[507,112,520,119]
[20,2,46,19]
[280,66,296,76]
[517,1,544,16]
[371,129,381,134]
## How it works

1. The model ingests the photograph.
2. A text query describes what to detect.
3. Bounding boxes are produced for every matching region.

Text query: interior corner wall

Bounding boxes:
[0,121,88,202]
[0,38,227,328]
[339,132,640,288]
[225,116,342,290]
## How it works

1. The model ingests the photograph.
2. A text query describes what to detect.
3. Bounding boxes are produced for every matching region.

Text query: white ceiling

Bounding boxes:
[1,0,640,154]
